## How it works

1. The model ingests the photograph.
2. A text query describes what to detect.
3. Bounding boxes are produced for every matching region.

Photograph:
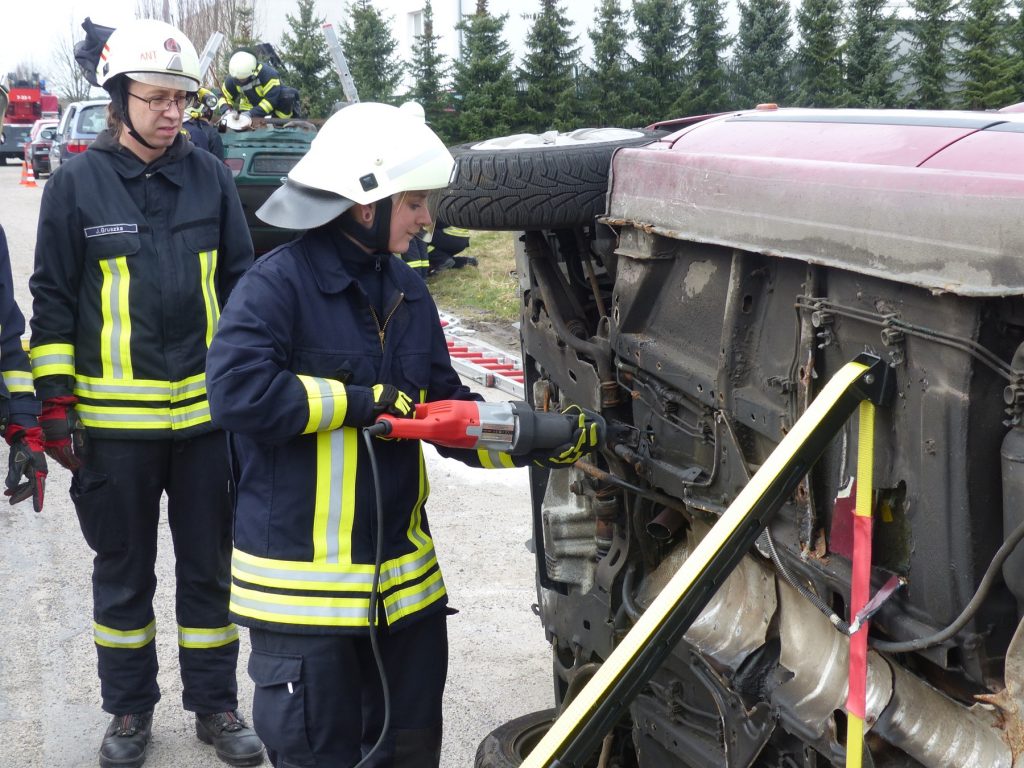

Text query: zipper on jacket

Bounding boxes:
[368,292,405,352]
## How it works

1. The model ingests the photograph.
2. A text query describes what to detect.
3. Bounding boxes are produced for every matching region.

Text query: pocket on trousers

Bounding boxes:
[249,650,314,762]
[69,468,117,553]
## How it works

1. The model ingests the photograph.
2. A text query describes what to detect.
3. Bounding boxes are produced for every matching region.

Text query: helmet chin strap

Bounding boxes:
[109,78,160,151]
[339,196,393,254]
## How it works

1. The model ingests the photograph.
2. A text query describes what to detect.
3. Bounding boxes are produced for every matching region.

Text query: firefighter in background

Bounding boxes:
[0,225,47,514]
[183,86,225,160]
[0,86,48,514]
[394,103,477,279]
[205,102,600,767]
[32,19,262,768]
[401,223,478,278]
[222,50,293,119]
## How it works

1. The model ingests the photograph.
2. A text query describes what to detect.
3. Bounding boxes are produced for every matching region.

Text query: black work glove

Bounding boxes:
[5,424,47,512]
[40,395,88,471]
[371,384,414,419]
[531,405,603,469]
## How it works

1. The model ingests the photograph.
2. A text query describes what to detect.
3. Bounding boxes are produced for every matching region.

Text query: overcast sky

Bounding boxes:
[1,0,661,86]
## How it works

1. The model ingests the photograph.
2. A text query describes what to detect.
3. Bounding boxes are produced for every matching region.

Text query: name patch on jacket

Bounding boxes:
[84,224,138,239]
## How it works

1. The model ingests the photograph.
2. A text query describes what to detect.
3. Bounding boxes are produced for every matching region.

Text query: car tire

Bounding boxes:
[474,708,556,768]
[436,128,665,231]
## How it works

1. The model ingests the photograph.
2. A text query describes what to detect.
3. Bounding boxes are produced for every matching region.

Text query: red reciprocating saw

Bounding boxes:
[369,400,603,455]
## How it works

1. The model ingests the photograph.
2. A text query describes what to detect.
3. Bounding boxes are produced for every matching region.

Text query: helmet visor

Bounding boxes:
[257,178,356,230]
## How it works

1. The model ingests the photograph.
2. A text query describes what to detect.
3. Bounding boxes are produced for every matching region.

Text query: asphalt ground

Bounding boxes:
[0,162,551,767]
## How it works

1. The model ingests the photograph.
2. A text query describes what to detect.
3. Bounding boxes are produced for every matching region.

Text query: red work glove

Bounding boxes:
[4,424,47,512]
[40,395,88,471]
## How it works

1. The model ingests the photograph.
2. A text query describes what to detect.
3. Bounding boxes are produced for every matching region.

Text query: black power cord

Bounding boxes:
[355,427,392,768]
[871,518,1024,653]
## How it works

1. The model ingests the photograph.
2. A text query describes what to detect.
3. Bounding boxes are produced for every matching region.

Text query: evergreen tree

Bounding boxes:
[846,0,899,107]
[793,0,846,106]
[733,0,792,107]
[632,0,687,122]
[279,0,341,118]
[339,0,403,104]
[579,0,640,126]
[954,0,1016,108]
[519,1,582,131]
[682,0,732,114]
[451,0,519,142]
[406,0,452,136]
[903,0,956,107]
[1009,0,1024,101]
[223,2,260,82]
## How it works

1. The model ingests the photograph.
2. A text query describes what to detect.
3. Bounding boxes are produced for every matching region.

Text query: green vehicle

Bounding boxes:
[220,119,317,254]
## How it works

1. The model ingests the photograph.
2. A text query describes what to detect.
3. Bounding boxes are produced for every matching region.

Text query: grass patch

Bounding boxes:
[426,230,519,323]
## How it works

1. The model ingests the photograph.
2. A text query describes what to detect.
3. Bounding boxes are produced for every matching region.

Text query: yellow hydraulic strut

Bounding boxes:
[521,354,893,768]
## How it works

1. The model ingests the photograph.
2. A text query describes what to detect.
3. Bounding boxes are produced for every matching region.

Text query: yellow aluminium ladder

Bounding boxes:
[521,353,893,768]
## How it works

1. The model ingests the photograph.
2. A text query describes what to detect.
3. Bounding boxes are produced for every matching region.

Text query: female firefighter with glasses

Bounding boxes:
[205,102,601,767]
[29,18,261,768]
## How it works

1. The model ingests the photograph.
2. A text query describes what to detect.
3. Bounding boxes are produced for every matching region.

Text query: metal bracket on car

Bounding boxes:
[520,354,894,768]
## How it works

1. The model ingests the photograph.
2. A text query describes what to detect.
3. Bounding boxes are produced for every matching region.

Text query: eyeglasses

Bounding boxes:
[128,92,188,112]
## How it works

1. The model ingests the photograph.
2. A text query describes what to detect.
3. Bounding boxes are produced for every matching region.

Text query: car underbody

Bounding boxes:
[444,110,1024,767]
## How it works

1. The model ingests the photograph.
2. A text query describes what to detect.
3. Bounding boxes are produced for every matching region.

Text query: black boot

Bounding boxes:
[196,710,264,766]
[99,711,153,768]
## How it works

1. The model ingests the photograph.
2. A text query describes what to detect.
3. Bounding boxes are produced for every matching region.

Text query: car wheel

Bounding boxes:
[474,709,556,768]
[436,128,665,231]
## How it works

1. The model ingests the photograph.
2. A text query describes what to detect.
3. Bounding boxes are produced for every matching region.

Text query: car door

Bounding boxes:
[51,104,77,171]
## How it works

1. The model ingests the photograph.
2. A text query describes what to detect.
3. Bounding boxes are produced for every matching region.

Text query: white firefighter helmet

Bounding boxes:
[257,101,455,230]
[228,51,258,82]
[96,19,200,92]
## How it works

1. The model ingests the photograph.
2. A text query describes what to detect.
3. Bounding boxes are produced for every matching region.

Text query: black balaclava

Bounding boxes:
[107,76,159,151]
[339,196,394,254]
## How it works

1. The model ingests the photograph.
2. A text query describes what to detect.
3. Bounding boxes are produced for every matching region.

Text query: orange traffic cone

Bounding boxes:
[21,161,37,188]
[18,160,28,185]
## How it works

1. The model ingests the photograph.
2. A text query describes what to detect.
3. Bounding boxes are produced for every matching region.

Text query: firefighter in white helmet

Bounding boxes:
[30,17,262,768]
[206,102,599,767]
[222,50,293,120]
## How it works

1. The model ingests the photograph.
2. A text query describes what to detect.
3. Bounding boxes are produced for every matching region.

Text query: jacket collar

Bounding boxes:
[90,129,193,186]
[299,227,428,303]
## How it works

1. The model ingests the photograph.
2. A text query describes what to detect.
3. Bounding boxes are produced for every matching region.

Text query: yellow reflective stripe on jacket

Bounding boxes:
[178,623,238,649]
[383,568,447,623]
[297,375,347,433]
[94,619,156,649]
[76,401,211,430]
[477,448,516,469]
[445,226,472,238]
[232,545,440,594]
[256,78,280,114]
[198,249,220,347]
[407,447,431,550]
[99,256,133,379]
[405,258,429,269]
[231,583,372,628]
[75,373,206,402]
[314,428,358,563]
[2,369,34,394]
[30,343,75,379]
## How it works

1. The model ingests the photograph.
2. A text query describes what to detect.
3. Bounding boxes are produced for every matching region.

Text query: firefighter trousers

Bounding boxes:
[71,431,239,715]
[248,610,448,767]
